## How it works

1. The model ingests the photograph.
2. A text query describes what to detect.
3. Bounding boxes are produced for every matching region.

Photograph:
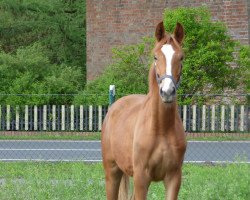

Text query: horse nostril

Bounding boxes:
[160,88,164,96]
[171,87,176,95]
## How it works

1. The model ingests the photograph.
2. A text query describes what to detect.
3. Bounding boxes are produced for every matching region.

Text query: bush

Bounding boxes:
[74,38,153,105]
[0,43,84,105]
[163,7,248,104]
[75,7,249,105]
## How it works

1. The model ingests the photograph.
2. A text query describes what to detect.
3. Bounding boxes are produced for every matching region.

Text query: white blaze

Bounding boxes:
[160,44,175,93]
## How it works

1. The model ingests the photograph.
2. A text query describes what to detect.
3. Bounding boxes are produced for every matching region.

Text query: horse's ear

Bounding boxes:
[174,22,184,44]
[155,21,165,42]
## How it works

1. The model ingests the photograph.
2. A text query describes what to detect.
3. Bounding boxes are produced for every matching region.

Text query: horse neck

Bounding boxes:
[147,65,177,131]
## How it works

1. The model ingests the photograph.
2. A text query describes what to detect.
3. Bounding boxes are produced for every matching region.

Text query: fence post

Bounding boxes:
[61,105,65,131]
[98,105,102,131]
[211,105,215,131]
[192,105,196,131]
[202,105,206,131]
[43,105,47,131]
[16,106,19,131]
[70,105,74,131]
[230,105,235,131]
[240,105,244,132]
[52,105,56,131]
[6,105,10,131]
[183,105,187,131]
[221,105,225,132]
[89,105,93,131]
[34,105,38,131]
[80,105,84,131]
[109,85,116,106]
[25,105,29,131]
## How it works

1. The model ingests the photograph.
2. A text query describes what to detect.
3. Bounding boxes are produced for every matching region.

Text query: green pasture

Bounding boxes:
[0,162,249,200]
[0,132,249,141]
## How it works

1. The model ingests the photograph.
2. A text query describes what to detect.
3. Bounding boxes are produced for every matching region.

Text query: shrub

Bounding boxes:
[163,7,248,104]
[0,43,83,105]
[75,7,249,105]
[74,38,153,105]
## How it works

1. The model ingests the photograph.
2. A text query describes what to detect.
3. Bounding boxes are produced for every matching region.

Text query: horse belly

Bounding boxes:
[102,95,145,176]
[111,127,134,176]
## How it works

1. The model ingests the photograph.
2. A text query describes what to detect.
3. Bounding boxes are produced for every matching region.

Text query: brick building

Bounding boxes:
[86,0,250,80]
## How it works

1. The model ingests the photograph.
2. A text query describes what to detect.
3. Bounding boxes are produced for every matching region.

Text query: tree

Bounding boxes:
[0,43,83,105]
[163,7,249,104]
[74,7,249,105]
[0,0,86,84]
[73,39,152,105]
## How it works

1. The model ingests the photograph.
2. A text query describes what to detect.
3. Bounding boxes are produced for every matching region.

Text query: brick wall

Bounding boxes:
[87,0,249,80]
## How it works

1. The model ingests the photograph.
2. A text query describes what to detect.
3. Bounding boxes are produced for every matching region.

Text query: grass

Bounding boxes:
[0,132,249,141]
[187,136,250,141]
[0,162,249,200]
[0,132,101,140]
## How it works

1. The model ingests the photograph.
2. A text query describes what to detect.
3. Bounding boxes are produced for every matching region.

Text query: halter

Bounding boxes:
[154,60,182,89]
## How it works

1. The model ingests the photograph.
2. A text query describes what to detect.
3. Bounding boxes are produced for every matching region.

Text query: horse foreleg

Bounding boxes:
[104,163,123,200]
[164,169,182,200]
[133,171,150,200]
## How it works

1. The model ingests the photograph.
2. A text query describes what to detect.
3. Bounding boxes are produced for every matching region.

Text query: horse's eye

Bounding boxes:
[180,56,184,61]
[154,56,158,61]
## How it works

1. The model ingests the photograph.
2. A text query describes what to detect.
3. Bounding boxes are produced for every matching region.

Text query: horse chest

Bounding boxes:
[148,142,182,181]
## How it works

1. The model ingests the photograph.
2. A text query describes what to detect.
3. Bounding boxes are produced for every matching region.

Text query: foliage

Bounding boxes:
[75,7,248,105]
[0,43,83,105]
[74,38,153,105]
[0,0,86,70]
[163,7,247,104]
[0,0,86,104]
[237,45,250,103]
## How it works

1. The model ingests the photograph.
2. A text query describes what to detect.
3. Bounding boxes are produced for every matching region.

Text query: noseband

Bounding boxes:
[154,60,182,89]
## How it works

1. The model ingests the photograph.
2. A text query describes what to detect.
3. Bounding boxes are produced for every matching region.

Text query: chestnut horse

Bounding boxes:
[101,21,186,200]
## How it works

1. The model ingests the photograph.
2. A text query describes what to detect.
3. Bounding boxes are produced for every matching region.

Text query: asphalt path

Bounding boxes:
[0,140,249,163]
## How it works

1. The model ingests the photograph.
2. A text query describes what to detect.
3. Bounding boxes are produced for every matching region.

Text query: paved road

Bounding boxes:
[0,140,249,163]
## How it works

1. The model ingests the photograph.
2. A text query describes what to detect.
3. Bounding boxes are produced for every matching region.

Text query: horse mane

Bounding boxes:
[148,64,158,95]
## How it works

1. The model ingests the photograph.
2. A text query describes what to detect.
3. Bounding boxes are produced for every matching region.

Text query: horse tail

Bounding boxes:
[118,174,130,200]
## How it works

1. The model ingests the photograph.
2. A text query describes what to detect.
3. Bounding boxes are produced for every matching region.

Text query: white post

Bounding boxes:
[71,105,74,131]
[221,105,225,132]
[240,105,244,132]
[34,105,38,131]
[25,105,29,131]
[52,105,56,131]
[211,105,215,131]
[80,105,84,131]
[61,105,65,131]
[89,105,93,131]
[43,105,47,131]
[15,106,19,131]
[230,105,235,131]
[192,105,196,131]
[98,105,102,131]
[109,85,116,105]
[202,105,206,131]
[6,105,10,130]
[183,105,187,131]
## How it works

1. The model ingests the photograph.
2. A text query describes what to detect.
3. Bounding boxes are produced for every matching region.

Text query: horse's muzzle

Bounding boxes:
[160,86,176,103]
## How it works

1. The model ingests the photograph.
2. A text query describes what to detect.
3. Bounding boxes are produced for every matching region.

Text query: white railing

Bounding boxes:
[0,105,249,132]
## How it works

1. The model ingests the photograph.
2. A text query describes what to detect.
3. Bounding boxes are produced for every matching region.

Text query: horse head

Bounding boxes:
[153,21,184,103]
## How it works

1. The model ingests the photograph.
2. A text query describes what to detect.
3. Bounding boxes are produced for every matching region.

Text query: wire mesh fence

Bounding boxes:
[0,140,249,163]
[0,93,249,163]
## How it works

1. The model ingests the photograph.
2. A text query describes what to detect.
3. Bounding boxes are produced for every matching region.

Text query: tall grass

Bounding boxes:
[0,162,249,199]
